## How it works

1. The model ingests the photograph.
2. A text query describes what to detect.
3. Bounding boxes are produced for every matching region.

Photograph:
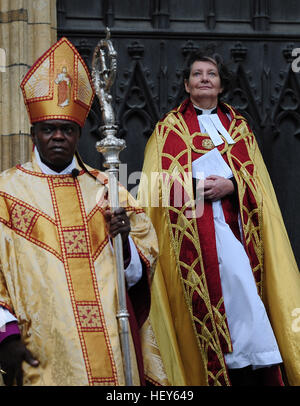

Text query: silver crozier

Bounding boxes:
[91,28,133,386]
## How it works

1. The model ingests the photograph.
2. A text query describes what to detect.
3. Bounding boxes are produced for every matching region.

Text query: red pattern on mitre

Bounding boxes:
[20,37,95,127]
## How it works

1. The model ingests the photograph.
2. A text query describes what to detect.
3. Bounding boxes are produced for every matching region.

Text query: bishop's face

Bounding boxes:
[184,60,223,109]
[31,119,81,172]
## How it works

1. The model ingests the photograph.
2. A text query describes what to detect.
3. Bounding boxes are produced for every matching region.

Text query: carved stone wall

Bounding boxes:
[57,0,300,267]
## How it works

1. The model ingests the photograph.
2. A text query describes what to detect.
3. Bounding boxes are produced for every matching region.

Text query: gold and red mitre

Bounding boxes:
[20,37,95,127]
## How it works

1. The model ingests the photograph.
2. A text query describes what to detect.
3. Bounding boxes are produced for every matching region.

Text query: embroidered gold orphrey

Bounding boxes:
[0,171,118,385]
[155,103,264,385]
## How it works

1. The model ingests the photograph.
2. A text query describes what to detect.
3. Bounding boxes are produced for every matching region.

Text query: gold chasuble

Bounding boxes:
[0,35,168,386]
[138,98,300,386]
[0,155,164,386]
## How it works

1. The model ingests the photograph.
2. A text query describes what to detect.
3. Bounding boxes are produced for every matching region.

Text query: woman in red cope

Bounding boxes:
[138,50,300,386]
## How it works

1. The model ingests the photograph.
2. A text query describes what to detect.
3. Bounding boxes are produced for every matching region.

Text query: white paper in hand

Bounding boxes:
[192,148,233,180]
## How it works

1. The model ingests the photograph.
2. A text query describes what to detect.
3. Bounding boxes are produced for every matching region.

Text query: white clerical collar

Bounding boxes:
[201,109,215,115]
[193,105,217,115]
[193,104,218,115]
[195,106,235,147]
[34,147,77,175]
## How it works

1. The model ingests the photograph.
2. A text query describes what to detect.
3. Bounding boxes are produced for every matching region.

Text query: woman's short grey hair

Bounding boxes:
[183,50,232,96]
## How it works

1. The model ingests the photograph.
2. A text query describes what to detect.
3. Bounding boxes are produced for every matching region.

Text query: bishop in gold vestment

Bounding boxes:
[0,37,165,386]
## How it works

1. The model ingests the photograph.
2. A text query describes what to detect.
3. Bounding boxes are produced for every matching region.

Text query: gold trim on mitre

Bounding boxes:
[20,37,95,127]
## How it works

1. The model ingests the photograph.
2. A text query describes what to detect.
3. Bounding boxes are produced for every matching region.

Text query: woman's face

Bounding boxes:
[184,60,223,107]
